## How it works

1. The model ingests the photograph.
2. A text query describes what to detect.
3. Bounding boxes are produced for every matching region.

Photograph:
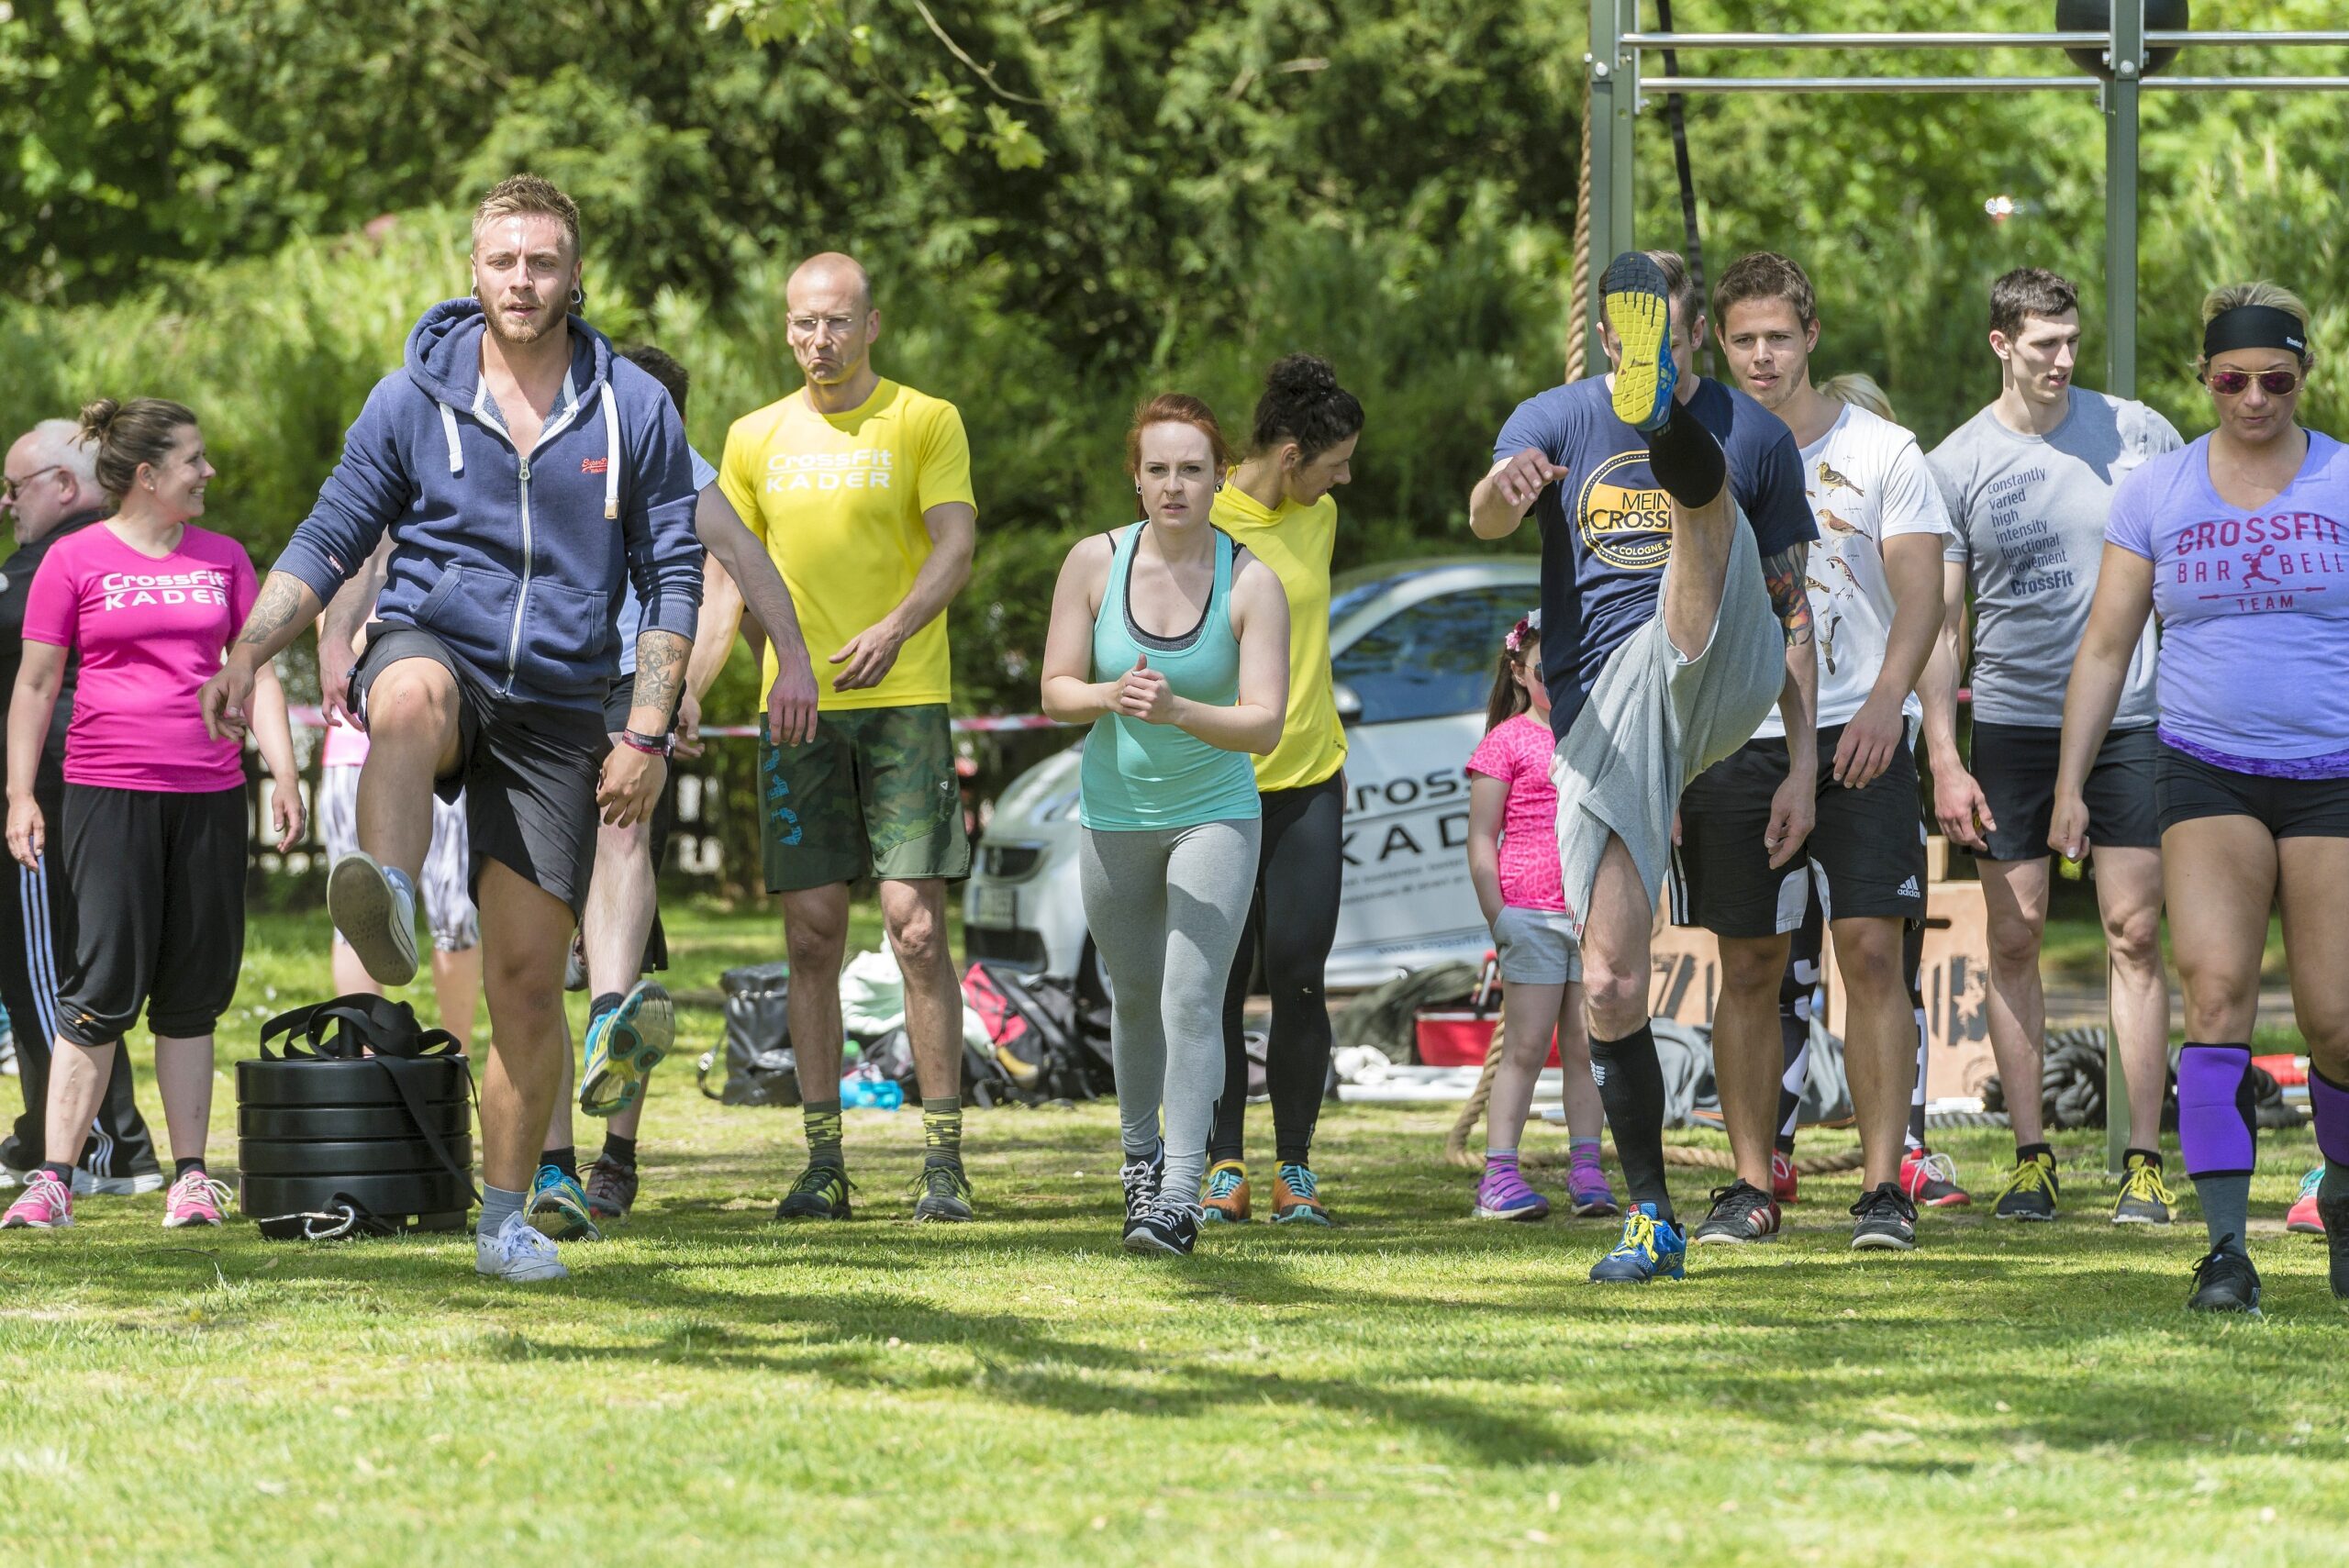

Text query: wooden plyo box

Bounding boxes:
[1647,874,1997,1101]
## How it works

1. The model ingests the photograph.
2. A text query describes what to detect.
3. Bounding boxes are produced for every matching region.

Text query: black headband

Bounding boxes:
[2203,305,2309,361]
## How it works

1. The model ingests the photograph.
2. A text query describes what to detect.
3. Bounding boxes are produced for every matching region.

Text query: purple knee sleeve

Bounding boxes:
[2311,1066,2349,1167]
[2176,1043,2256,1179]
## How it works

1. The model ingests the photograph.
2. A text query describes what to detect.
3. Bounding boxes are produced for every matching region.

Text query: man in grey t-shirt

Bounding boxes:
[1924,267,2182,1228]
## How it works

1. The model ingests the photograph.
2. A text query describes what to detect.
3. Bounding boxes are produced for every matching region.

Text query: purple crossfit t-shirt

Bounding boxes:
[2105,429,2349,775]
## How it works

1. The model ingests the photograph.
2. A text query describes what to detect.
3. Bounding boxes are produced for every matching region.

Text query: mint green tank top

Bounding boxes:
[1077,523,1262,831]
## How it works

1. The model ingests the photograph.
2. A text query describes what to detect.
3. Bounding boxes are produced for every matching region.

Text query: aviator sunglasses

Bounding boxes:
[2205,367,2303,397]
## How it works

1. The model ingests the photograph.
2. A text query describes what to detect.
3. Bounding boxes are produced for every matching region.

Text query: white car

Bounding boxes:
[963,555,1544,995]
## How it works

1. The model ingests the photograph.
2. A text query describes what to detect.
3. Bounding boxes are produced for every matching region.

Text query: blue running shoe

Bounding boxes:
[1588,1201,1687,1284]
[1601,250,1678,432]
[580,979,676,1118]
[529,1164,601,1242]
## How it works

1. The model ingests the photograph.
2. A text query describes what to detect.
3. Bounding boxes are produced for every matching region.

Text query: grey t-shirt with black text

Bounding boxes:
[1930,387,2182,728]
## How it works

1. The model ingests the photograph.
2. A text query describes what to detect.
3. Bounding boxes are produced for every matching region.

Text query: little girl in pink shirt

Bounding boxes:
[1463,611,1614,1220]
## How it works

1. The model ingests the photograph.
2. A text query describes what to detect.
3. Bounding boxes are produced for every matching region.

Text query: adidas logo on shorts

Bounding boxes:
[1896,875,1921,898]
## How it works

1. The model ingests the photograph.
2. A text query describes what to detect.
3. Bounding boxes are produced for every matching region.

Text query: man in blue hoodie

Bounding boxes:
[201,176,703,1283]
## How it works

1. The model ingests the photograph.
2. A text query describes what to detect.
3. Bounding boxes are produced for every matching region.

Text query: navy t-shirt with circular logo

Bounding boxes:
[1491,374,1815,740]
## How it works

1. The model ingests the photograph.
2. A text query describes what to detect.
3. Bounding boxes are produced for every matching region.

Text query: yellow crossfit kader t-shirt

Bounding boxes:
[718,379,974,710]
[1210,476,1346,791]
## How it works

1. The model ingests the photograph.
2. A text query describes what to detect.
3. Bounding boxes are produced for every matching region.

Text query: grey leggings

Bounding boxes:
[1078,817,1261,1202]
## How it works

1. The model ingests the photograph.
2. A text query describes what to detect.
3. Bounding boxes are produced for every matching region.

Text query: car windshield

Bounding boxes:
[1328,573,1416,625]
[1330,584,1535,726]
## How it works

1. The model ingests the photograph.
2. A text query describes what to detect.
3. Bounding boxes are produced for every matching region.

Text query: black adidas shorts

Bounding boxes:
[355,624,608,917]
[53,784,246,1047]
[1972,720,2159,862]
[1671,724,1928,939]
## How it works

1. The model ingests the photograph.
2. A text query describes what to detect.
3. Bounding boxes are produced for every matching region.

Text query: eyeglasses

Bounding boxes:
[0,464,64,503]
[2206,368,2303,397]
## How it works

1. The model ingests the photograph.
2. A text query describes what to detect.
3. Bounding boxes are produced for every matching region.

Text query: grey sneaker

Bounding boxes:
[1692,1179,1782,1245]
[1849,1183,1919,1251]
[1992,1151,2061,1221]
[327,851,417,986]
[912,1162,974,1223]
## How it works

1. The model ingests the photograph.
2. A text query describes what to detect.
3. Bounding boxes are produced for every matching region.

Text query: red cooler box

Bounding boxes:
[1415,1012,1562,1068]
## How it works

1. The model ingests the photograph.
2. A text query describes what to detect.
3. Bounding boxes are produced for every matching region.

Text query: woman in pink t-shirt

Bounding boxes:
[0,399,301,1235]
[1464,611,1614,1222]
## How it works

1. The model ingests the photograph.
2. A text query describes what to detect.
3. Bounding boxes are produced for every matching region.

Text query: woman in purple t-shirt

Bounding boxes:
[0,399,302,1235]
[2053,283,2349,1317]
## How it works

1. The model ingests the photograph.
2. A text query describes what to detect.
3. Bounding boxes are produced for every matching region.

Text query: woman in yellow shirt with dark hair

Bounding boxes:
[1202,353,1363,1227]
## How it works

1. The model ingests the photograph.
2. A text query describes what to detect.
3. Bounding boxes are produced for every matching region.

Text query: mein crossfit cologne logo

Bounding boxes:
[1575,450,1673,572]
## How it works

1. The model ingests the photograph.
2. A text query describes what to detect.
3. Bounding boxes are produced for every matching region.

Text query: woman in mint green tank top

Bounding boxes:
[1040,395,1289,1255]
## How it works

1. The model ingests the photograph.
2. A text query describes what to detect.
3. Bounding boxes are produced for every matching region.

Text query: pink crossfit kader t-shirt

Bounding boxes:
[1464,711,1565,913]
[22,521,259,793]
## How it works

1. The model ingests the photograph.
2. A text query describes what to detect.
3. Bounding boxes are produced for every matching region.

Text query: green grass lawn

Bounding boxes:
[3,904,2345,1566]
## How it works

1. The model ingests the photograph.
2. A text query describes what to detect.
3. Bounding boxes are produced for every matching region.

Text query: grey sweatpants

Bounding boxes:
[1550,508,1786,941]
[1078,817,1261,1203]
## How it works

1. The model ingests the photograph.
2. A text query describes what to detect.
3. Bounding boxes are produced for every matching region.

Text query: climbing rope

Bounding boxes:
[1565,65,1593,383]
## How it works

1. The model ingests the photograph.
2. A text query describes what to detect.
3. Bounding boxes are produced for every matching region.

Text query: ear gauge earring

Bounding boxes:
[570,286,584,309]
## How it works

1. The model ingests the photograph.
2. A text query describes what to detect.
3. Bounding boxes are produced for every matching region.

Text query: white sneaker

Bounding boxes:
[476,1210,569,1282]
[328,851,419,986]
[72,1167,168,1197]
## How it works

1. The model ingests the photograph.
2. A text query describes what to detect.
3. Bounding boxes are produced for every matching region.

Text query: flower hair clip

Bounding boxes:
[1503,608,1541,653]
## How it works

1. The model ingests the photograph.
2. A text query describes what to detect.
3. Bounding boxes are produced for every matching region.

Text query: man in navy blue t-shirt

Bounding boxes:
[1470,250,1817,1284]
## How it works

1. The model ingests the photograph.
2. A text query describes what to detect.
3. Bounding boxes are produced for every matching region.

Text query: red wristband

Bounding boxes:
[618,728,671,757]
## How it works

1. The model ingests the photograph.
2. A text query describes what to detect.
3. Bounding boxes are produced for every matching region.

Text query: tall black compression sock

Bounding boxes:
[1642,395,1726,510]
[1590,1024,1673,1225]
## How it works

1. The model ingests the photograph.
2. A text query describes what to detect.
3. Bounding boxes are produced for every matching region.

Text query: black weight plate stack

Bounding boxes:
[237,1054,474,1229]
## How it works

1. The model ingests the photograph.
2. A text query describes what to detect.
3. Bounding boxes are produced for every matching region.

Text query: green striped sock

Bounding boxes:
[922,1097,963,1168]
[802,1100,844,1168]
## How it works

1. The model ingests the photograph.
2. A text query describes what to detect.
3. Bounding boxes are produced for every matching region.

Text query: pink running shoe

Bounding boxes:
[2,1170,72,1229]
[1473,1161,1551,1221]
[163,1170,231,1229]
[2287,1167,2326,1235]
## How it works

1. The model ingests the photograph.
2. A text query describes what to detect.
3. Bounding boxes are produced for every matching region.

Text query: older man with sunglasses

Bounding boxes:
[0,422,162,1195]
[1925,268,2185,1229]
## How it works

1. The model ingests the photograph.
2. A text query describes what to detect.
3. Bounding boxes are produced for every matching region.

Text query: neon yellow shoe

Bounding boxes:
[1601,250,1677,431]
[579,980,675,1118]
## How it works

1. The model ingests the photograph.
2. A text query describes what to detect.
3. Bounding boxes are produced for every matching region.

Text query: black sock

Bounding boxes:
[173,1156,206,1179]
[2015,1140,2054,1164]
[1642,395,1726,510]
[547,1145,579,1181]
[2125,1147,2162,1169]
[39,1161,72,1185]
[601,1133,639,1170]
[1589,1025,1673,1225]
[590,991,624,1020]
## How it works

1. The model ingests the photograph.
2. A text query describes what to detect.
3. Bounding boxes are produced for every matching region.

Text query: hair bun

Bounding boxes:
[1265,352,1338,396]
[78,397,121,443]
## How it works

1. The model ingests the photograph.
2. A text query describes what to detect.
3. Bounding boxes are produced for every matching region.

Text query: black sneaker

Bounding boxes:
[912,1161,974,1223]
[774,1162,853,1221]
[1849,1183,1919,1251]
[1992,1151,2061,1221]
[2319,1187,2349,1300]
[1123,1195,1199,1255]
[2187,1240,2263,1316]
[1119,1145,1165,1224]
[1692,1179,1782,1245]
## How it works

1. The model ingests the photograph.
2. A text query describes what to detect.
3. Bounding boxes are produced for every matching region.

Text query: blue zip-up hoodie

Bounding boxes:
[273,298,702,709]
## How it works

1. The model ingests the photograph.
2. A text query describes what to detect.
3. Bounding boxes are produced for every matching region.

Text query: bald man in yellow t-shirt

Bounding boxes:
[718,252,979,1224]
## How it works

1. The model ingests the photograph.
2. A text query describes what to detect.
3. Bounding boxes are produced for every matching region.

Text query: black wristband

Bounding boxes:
[619,728,674,758]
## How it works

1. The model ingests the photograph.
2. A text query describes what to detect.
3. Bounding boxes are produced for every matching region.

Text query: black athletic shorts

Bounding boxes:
[2155,744,2349,839]
[54,784,245,1047]
[354,624,608,917]
[1972,720,2158,862]
[1671,724,1928,939]
[600,673,677,973]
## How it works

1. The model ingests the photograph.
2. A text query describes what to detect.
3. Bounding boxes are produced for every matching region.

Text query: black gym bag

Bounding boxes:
[238,994,478,1240]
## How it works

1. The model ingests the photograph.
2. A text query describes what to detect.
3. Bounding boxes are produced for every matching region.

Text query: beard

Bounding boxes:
[482,294,565,348]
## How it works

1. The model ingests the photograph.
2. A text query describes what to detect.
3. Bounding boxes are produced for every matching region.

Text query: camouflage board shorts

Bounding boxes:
[761,703,972,892]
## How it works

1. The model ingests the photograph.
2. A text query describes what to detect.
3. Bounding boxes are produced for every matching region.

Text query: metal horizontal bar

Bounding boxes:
[1619,30,2349,51]
[1641,75,2100,94]
[2144,75,2349,89]
[2147,31,2349,47]
[1620,31,2106,50]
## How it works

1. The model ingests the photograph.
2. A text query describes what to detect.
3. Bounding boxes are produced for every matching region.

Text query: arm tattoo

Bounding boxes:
[1761,543,1815,649]
[239,573,312,649]
[629,630,691,726]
